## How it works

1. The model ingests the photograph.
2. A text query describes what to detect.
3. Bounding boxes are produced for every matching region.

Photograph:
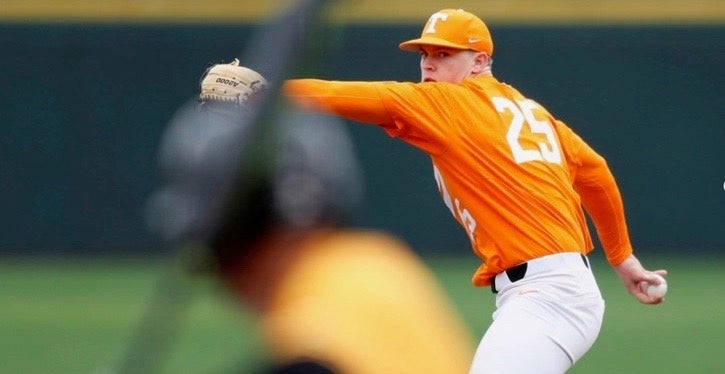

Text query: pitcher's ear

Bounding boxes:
[472,52,492,74]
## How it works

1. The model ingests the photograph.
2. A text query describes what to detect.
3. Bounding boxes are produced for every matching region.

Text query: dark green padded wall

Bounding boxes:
[1,24,722,254]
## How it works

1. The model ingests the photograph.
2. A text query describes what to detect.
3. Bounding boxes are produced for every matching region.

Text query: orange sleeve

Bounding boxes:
[564,128,633,265]
[283,79,394,126]
[283,79,452,155]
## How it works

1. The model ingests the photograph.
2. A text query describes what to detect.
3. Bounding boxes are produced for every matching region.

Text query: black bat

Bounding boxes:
[112,1,331,372]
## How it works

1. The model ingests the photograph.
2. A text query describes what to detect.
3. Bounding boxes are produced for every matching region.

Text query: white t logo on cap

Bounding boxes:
[424,12,449,34]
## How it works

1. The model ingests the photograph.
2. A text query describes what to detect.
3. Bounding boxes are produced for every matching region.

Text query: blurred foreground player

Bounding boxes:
[147,59,475,373]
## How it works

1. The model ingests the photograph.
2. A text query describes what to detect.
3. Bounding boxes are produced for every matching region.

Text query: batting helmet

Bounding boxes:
[145,60,362,264]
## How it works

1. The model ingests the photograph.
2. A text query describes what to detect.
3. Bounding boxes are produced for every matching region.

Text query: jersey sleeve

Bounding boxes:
[556,121,633,266]
[283,79,395,126]
[283,79,453,155]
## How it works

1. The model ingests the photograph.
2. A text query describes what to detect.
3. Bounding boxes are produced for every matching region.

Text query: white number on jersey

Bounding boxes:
[492,97,562,164]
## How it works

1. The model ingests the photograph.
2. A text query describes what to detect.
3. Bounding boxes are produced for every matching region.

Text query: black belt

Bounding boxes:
[491,254,589,294]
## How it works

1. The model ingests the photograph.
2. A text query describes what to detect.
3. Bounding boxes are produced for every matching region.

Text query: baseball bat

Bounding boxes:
[111,1,332,372]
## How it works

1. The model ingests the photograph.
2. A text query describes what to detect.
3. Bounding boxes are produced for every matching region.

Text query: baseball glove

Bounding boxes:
[199,58,268,105]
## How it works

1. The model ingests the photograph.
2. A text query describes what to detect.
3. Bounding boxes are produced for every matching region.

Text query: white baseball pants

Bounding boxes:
[470,252,605,374]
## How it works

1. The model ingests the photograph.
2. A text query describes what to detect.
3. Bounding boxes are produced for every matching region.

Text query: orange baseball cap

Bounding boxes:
[399,9,493,55]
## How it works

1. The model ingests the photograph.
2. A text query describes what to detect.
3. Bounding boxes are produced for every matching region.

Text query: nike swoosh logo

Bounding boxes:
[468,38,481,43]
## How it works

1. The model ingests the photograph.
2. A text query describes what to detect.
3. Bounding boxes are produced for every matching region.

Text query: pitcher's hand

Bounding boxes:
[614,254,668,305]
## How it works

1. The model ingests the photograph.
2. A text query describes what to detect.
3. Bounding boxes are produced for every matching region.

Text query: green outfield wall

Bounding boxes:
[1,23,722,254]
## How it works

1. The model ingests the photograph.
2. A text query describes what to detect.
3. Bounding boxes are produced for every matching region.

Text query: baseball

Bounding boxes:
[640,275,668,298]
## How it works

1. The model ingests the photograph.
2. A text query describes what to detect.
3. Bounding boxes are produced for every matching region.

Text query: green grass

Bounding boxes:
[1,253,723,373]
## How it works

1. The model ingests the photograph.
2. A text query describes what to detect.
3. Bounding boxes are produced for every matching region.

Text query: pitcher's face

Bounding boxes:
[419,46,482,83]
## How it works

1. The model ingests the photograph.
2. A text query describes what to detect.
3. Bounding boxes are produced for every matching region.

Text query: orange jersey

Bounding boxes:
[284,76,633,286]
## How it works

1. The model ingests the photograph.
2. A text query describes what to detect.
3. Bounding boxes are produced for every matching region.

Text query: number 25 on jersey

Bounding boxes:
[492,97,562,165]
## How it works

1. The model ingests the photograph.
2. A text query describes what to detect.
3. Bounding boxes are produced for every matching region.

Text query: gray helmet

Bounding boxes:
[145,101,363,252]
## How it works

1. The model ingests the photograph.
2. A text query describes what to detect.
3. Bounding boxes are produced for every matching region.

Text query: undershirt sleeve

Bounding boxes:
[562,126,634,265]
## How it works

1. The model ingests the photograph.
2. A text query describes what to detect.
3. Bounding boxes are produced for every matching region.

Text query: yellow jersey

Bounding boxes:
[241,229,476,373]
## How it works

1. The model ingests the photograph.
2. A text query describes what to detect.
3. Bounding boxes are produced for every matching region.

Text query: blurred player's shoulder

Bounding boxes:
[297,229,419,263]
[265,227,476,374]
